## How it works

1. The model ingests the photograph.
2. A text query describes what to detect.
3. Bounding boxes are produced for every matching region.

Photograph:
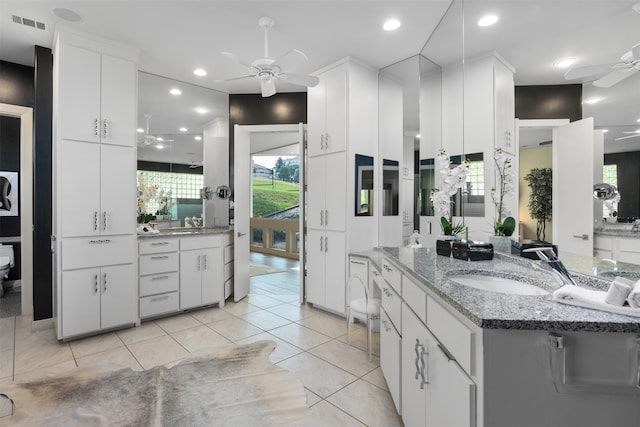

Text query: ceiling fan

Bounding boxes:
[138,114,157,146]
[216,16,319,97]
[615,130,640,141]
[564,42,640,87]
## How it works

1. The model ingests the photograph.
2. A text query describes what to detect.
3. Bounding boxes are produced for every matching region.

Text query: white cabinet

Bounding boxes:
[179,235,226,310]
[59,43,136,147]
[402,302,476,427]
[139,238,180,319]
[307,230,346,314]
[307,152,346,231]
[58,140,136,238]
[307,65,347,157]
[381,308,402,415]
[61,264,136,338]
[594,233,640,264]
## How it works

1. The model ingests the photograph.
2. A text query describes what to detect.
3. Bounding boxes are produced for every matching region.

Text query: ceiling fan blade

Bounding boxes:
[261,78,276,97]
[631,42,640,61]
[615,133,640,141]
[278,73,319,87]
[272,48,309,66]
[221,51,253,69]
[593,68,637,88]
[564,63,616,80]
[213,74,255,83]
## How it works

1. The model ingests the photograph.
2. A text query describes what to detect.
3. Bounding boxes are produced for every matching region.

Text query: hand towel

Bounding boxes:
[552,286,640,318]
[627,280,640,309]
[604,277,634,306]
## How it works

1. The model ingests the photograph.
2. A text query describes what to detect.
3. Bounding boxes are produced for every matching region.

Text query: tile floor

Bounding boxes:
[0,253,402,426]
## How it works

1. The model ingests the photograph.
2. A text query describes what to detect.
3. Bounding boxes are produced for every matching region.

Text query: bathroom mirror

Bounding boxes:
[451,152,485,217]
[418,158,435,217]
[355,154,374,216]
[382,159,399,216]
[137,71,229,226]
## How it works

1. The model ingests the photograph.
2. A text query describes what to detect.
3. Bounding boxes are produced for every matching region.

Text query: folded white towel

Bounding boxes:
[604,277,634,306]
[627,280,640,309]
[552,286,640,318]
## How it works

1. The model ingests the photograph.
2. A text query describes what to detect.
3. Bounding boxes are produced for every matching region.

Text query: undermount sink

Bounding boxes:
[447,273,551,296]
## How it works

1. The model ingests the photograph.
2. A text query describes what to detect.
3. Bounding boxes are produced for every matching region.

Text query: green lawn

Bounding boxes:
[252,178,300,217]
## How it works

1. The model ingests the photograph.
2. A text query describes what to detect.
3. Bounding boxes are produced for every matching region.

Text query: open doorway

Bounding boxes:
[233,124,305,305]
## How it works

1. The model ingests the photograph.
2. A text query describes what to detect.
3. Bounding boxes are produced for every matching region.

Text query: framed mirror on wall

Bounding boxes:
[382,159,400,216]
[355,154,374,216]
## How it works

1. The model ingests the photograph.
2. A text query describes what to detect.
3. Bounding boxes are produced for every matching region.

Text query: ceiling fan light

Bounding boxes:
[383,19,401,32]
[179,127,188,132]
[554,57,576,68]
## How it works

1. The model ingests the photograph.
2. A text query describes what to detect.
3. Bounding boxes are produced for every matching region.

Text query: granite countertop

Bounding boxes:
[373,246,640,333]
[0,236,21,244]
[594,226,640,238]
[137,226,233,239]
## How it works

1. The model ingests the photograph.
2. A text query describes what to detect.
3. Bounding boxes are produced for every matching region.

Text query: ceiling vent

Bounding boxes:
[11,15,46,31]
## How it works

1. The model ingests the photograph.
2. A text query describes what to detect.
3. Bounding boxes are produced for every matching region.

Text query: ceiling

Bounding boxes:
[1,0,639,157]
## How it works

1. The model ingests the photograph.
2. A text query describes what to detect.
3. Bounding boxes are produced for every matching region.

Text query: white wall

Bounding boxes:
[203,117,229,227]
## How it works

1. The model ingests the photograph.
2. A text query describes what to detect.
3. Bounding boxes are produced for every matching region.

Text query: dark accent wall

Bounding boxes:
[228,92,307,192]
[138,160,203,175]
[515,84,582,122]
[0,61,34,108]
[605,151,640,219]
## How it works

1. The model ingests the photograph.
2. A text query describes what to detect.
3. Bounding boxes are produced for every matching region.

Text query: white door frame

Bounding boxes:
[233,123,305,304]
[0,103,34,317]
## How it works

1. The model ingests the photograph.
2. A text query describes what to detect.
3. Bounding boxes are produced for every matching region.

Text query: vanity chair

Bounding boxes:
[346,274,381,361]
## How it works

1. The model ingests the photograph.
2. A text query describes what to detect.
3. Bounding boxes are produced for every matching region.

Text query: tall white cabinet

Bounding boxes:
[54,28,138,340]
[306,57,378,315]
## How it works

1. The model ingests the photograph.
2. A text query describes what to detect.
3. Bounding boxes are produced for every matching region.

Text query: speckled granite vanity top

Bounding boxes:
[137,226,233,239]
[374,247,640,333]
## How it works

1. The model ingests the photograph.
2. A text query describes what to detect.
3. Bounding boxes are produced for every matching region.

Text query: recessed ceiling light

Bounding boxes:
[553,57,576,68]
[155,145,164,150]
[194,107,209,114]
[193,68,207,77]
[195,136,202,141]
[53,7,82,22]
[602,129,609,133]
[383,18,401,31]
[170,88,182,95]
[584,97,602,104]
[136,128,144,133]
[477,15,498,27]
[157,137,164,142]
[637,118,640,122]
[179,127,188,132]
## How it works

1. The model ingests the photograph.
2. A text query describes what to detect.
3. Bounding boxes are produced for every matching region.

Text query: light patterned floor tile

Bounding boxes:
[238,309,292,330]
[189,306,234,324]
[309,401,366,426]
[235,332,304,364]
[297,312,348,338]
[327,379,402,427]
[13,328,74,375]
[266,303,317,322]
[170,325,233,353]
[268,323,332,351]
[126,335,189,369]
[276,352,357,398]
[220,300,261,316]
[336,327,380,357]
[76,346,142,371]
[309,340,379,377]
[116,322,167,345]
[244,294,284,309]
[12,360,78,383]
[69,332,124,359]
[0,349,13,379]
[154,313,201,333]
[206,317,264,342]
[361,366,389,391]
[0,317,15,351]
[305,388,322,407]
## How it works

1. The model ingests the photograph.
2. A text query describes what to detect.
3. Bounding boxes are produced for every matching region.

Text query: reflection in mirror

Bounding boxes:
[450,153,485,217]
[137,72,229,227]
[355,154,374,216]
[383,159,399,216]
[419,158,435,216]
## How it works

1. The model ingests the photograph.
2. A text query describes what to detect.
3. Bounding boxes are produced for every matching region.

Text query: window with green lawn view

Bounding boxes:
[251,156,300,218]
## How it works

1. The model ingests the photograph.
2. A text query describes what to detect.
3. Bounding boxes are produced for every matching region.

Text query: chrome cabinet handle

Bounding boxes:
[94,118,99,137]
[382,319,391,332]
[414,339,423,381]
[324,209,328,226]
[351,260,366,266]
[151,242,169,246]
[102,119,109,139]
[151,255,169,260]
[102,211,107,231]
[324,236,328,253]
[324,133,329,150]
[151,275,169,281]
[320,210,324,226]
[572,234,589,240]
[320,134,325,150]
[89,239,111,244]
[103,273,107,292]
[320,235,324,252]
[94,274,98,293]
[94,211,98,231]
[420,345,428,389]
[237,231,246,238]
[382,287,392,297]
[197,255,201,271]
[151,295,169,303]
[204,254,208,270]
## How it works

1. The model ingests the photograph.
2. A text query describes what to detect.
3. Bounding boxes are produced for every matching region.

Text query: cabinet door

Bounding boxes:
[100,54,136,147]
[307,78,326,158]
[324,151,346,232]
[61,268,101,337]
[100,144,136,235]
[307,155,326,230]
[306,229,325,306]
[324,230,346,314]
[380,309,401,414]
[100,264,136,329]
[201,247,223,305]
[426,342,476,427]
[402,304,428,427]
[59,140,101,237]
[324,66,348,154]
[180,250,202,309]
[60,45,101,143]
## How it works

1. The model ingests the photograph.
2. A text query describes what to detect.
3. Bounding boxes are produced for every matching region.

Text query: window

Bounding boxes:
[602,164,618,217]
[466,160,485,196]
[137,170,203,214]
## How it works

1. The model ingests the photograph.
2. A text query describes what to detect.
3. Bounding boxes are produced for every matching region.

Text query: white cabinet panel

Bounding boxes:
[100,54,136,147]
[139,272,179,297]
[61,268,102,337]
[427,296,474,375]
[140,292,179,318]
[307,156,325,230]
[380,309,401,414]
[139,239,179,254]
[180,250,203,310]
[306,230,346,314]
[62,236,135,270]
[324,152,347,232]
[307,65,347,157]
[401,303,429,427]
[139,252,179,276]
[100,264,136,330]
[100,144,136,235]
[201,247,223,305]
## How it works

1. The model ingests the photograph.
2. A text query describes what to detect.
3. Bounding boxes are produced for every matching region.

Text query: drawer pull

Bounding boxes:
[383,264,392,272]
[382,287,392,297]
[151,275,170,281]
[103,273,107,292]
[150,295,170,303]
[89,239,111,244]
[351,260,366,266]
[151,242,170,246]
[94,274,98,293]
[151,255,169,260]
[382,319,391,332]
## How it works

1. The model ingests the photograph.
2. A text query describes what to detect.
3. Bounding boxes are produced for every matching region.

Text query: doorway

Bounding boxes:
[0,103,34,319]
[234,124,306,305]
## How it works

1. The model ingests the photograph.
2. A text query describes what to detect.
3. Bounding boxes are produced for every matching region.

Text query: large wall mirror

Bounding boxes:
[355,154,374,216]
[137,72,229,227]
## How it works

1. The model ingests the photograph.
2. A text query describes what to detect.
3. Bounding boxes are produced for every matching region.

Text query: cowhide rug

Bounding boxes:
[0,340,318,426]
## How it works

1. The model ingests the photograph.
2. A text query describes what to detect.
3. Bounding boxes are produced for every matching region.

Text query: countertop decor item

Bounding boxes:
[524,167,553,241]
[491,149,516,237]
[430,149,468,237]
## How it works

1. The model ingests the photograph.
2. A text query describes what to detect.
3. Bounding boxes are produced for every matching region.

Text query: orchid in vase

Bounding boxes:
[491,148,516,236]
[430,149,469,236]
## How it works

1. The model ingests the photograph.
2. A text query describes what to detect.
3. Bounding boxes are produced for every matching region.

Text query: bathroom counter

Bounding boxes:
[0,236,21,244]
[374,246,640,333]
[137,226,233,239]
[595,229,640,238]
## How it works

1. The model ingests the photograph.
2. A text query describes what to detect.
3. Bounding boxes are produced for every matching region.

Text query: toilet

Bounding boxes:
[0,244,14,298]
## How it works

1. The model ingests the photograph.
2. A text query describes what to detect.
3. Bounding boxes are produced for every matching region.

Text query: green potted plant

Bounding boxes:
[524,167,552,241]
[490,149,516,252]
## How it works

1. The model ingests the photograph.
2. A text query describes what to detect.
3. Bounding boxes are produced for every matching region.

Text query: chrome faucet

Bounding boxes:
[631,220,640,232]
[523,247,577,286]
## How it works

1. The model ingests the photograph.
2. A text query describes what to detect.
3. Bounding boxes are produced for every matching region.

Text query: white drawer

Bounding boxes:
[427,296,474,375]
[618,238,640,253]
[139,238,179,254]
[224,277,233,299]
[381,258,402,294]
[139,272,179,297]
[62,235,135,270]
[224,261,233,281]
[403,276,426,322]
[139,252,179,276]
[594,235,613,251]
[180,235,223,250]
[224,244,234,264]
[140,292,179,318]
[380,278,402,333]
